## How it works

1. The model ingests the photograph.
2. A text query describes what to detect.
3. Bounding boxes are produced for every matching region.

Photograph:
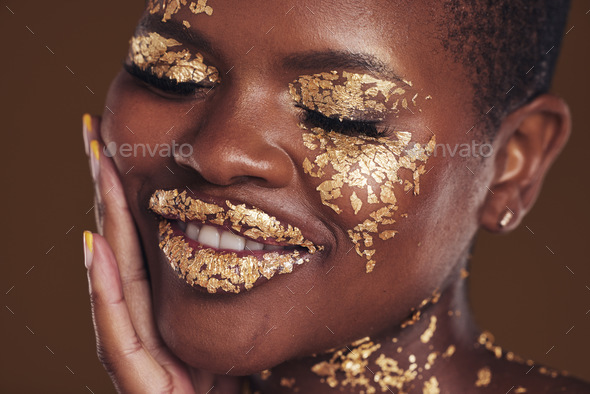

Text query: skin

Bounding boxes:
[83,1,590,392]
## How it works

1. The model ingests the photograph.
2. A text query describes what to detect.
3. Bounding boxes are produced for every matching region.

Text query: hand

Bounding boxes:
[82,114,217,393]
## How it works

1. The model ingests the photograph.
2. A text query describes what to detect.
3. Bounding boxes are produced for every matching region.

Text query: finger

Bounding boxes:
[84,231,174,393]
[84,114,164,354]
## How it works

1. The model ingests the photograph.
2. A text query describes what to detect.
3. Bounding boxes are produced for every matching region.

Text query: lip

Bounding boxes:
[149,189,324,294]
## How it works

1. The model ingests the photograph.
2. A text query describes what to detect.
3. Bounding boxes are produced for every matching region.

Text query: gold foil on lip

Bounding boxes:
[128,31,220,85]
[148,189,321,253]
[158,220,307,293]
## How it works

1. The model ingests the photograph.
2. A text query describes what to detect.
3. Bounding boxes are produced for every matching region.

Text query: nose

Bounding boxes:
[174,90,294,188]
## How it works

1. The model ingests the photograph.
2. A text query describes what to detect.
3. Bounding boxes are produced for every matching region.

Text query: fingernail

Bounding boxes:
[83,231,94,269]
[83,114,92,156]
[90,140,100,180]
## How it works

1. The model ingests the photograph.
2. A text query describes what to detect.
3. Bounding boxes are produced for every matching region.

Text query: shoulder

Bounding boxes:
[470,351,590,393]
[464,332,590,393]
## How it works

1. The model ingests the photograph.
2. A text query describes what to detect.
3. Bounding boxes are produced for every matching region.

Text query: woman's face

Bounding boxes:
[102,0,493,374]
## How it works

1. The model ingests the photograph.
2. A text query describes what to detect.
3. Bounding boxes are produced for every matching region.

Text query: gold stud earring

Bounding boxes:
[499,210,514,228]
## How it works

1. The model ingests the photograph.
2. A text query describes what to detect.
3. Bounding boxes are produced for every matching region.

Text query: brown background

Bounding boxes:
[1,1,588,392]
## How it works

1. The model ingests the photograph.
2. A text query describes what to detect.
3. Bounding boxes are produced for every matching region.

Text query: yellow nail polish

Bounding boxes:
[83,113,92,132]
[90,140,100,161]
[84,231,94,269]
[84,231,94,253]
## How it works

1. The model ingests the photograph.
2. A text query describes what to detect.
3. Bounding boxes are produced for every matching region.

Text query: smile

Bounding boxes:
[177,220,300,252]
[149,189,322,294]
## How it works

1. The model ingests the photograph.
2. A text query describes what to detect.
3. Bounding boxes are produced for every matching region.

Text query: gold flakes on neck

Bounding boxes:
[423,376,440,394]
[442,345,455,358]
[420,316,437,344]
[311,337,382,391]
[311,335,451,393]
[129,32,220,84]
[475,366,492,387]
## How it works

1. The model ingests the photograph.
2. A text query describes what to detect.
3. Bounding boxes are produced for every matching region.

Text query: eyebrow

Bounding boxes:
[137,16,215,55]
[282,51,408,86]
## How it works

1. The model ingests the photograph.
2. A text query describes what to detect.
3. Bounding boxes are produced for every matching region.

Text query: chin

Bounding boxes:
[154,306,294,375]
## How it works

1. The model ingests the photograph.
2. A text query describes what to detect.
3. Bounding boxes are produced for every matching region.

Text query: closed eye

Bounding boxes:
[298,106,394,138]
[123,62,213,98]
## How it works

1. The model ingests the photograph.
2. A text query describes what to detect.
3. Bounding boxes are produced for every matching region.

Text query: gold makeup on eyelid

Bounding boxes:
[289,71,419,122]
[129,32,220,84]
[147,0,213,23]
[293,71,435,273]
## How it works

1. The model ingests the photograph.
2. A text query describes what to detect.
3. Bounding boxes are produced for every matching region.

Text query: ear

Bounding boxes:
[480,94,571,233]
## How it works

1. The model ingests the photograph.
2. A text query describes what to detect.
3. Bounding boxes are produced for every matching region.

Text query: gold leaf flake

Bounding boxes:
[420,316,437,343]
[350,192,363,214]
[475,367,492,387]
[423,376,440,394]
[128,32,219,84]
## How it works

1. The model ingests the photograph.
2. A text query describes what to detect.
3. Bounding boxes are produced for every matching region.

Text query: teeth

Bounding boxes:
[219,231,246,251]
[198,225,220,249]
[179,221,287,252]
[185,222,200,241]
[245,239,264,251]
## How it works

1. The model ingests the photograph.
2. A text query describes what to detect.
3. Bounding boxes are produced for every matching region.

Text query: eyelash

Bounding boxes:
[124,63,208,97]
[298,107,393,138]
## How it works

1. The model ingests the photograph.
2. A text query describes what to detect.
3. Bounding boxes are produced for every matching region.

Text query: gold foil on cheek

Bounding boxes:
[128,32,220,84]
[289,71,417,122]
[301,125,435,273]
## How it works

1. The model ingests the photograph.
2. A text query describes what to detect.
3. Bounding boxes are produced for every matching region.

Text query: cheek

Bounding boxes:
[301,127,436,273]
[101,72,196,176]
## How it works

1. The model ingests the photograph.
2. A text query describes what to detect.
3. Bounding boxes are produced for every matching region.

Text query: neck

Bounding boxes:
[251,275,482,393]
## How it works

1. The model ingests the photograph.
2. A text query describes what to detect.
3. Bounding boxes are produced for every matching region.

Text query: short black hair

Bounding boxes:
[436,0,571,137]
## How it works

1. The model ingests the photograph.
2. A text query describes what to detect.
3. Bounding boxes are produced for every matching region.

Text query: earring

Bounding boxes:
[498,210,514,228]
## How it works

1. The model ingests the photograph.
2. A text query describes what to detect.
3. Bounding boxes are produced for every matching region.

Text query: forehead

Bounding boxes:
[140,0,437,73]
